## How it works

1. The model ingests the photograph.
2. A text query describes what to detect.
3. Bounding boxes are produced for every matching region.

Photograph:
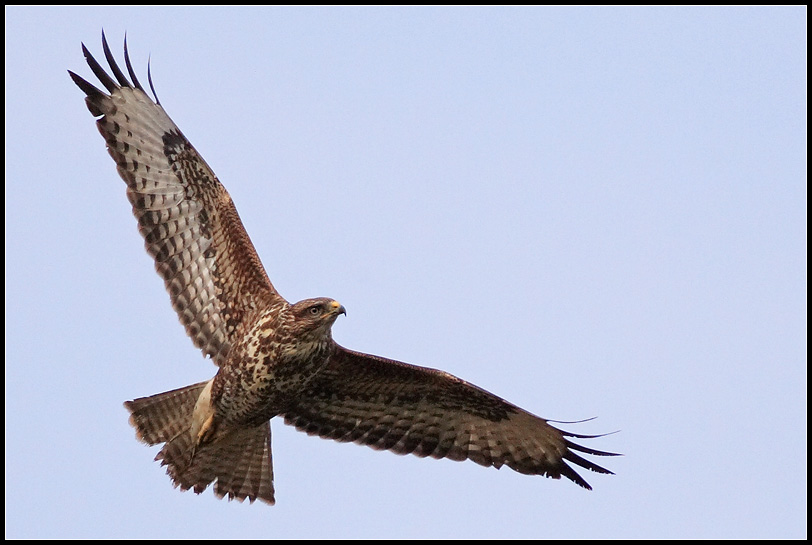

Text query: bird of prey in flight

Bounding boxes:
[69,33,618,505]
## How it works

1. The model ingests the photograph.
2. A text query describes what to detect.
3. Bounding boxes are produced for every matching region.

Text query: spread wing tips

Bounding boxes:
[554,422,621,486]
[564,449,615,486]
[559,433,620,489]
[73,32,155,103]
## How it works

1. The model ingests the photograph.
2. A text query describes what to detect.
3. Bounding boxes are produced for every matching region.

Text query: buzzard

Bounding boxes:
[69,33,618,506]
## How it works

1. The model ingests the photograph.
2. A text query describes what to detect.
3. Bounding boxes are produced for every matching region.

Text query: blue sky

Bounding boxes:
[5,6,806,539]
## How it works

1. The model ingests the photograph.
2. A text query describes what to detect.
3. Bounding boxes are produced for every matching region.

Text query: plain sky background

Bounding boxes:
[5,6,806,539]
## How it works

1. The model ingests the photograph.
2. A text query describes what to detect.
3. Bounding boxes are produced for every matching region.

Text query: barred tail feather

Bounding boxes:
[180,423,275,504]
[124,381,210,445]
[124,384,275,505]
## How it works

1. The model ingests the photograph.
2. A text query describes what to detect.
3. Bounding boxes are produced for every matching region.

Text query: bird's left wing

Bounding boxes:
[283,345,618,489]
[69,34,284,366]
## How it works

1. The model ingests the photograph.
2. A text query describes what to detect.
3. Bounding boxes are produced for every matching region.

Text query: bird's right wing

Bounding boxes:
[69,33,284,366]
[283,345,618,489]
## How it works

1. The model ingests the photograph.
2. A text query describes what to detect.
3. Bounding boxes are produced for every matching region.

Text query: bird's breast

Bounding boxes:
[213,331,332,424]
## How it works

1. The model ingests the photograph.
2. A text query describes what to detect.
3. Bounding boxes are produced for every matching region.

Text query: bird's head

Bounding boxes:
[289,297,346,335]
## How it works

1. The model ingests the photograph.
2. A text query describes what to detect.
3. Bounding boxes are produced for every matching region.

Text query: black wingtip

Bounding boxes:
[68,69,104,98]
[549,418,621,449]
[73,31,162,107]
[81,37,119,94]
[102,30,132,88]
[565,448,616,476]
[147,54,161,105]
[547,419,621,489]
[557,445,618,491]
[123,33,144,92]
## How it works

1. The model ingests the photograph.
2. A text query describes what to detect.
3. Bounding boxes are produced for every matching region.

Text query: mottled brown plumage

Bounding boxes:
[70,33,618,506]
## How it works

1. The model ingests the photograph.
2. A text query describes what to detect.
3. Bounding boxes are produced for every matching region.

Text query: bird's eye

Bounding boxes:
[308,306,322,316]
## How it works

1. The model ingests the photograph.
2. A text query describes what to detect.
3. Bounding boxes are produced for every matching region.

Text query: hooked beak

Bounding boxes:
[330,300,346,317]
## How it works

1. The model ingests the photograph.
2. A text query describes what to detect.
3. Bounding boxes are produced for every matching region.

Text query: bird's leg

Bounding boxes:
[188,413,217,464]
[197,413,217,444]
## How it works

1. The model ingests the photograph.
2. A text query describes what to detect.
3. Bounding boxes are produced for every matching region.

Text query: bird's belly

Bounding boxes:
[215,348,329,425]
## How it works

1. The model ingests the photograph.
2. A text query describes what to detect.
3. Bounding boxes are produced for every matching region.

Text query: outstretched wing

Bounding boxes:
[283,345,618,489]
[69,33,283,366]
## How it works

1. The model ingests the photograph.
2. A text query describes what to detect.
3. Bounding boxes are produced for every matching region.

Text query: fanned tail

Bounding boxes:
[125,381,209,444]
[124,383,275,505]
